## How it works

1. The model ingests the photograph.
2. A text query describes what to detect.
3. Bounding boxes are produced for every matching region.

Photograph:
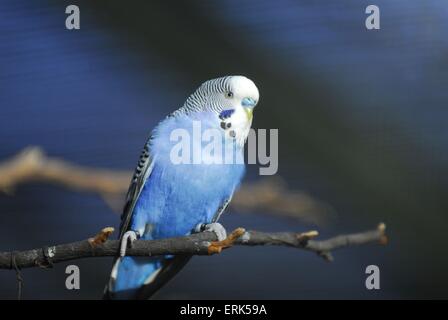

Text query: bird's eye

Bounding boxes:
[225,91,234,98]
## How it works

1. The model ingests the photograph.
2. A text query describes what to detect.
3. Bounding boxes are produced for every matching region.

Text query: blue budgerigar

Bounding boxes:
[104,76,259,299]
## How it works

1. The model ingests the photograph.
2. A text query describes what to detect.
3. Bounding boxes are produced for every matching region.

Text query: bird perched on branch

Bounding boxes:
[104,76,259,299]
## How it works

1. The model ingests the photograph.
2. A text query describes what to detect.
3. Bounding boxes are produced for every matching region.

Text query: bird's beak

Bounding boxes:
[244,107,253,121]
[242,97,256,121]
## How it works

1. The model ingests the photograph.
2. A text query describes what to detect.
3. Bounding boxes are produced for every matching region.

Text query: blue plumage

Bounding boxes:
[105,76,259,299]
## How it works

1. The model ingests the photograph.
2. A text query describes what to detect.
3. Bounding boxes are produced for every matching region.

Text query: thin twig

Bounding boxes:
[0,223,387,269]
[0,146,333,224]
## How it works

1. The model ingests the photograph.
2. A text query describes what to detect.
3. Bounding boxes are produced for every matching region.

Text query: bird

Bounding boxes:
[104,75,259,299]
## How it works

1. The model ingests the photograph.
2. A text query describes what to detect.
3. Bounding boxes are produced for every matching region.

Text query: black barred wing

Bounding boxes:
[212,196,232,223]
[119,137,155,239]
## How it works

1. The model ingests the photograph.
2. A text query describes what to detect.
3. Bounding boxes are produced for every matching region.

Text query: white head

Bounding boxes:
[181,75,259,146]
[220,76,259,146]
[220,75,259,112]
[182,76,258,111]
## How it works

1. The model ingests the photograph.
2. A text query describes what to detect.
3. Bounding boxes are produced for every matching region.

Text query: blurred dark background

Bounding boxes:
[1,0,447,299]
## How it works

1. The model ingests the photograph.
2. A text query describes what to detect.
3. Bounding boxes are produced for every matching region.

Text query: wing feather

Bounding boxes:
[119,137,155,239]
[212,196,232,223]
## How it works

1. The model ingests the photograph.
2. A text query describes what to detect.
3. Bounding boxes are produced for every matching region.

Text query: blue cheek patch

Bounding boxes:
[219,109,235,120]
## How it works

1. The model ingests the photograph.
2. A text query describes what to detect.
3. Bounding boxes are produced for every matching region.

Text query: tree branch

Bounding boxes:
[0,146,333,224]
[0,224,387,269]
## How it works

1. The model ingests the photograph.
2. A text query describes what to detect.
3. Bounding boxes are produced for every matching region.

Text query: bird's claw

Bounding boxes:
[195,222,227,241]
[120,230,140,257]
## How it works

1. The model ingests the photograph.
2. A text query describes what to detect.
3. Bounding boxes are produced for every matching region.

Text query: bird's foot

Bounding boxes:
[119,230,140,257]
[195,222,227,241]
